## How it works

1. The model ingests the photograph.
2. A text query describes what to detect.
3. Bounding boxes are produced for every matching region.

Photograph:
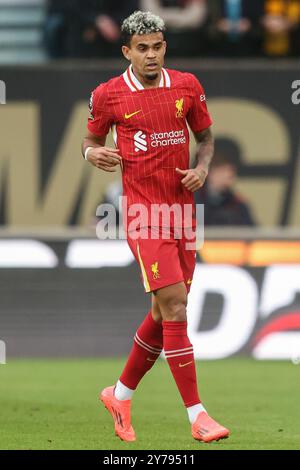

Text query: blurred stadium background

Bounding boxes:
[0,0,300,450]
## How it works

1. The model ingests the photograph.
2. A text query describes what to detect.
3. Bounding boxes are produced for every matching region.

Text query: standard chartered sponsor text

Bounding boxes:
[150,129,186,147]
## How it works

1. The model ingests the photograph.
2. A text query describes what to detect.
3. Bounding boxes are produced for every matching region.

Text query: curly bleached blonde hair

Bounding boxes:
[121,11,165,45]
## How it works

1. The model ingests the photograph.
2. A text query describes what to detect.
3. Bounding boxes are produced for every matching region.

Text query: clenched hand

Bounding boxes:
[87,147,123,172]
[175,167,207,192]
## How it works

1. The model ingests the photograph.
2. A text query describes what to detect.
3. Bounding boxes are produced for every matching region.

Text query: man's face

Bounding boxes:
[122,32,166,81]
[208,164,237,193]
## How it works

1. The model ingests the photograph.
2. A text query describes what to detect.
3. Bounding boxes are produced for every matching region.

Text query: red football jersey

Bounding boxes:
[87,65,212,229]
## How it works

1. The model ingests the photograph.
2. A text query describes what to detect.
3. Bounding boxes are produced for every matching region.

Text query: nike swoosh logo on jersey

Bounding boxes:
[125,110,142,119]
[146,357,157,362]
[179,361,193,368]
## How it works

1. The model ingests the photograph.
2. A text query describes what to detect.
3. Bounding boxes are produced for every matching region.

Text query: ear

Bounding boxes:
[122,45,131,61]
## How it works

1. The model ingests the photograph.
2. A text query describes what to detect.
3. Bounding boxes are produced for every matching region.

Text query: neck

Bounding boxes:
[132,66,162,89]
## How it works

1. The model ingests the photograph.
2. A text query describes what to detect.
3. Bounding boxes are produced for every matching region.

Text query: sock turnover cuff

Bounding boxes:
[162,320,188,335]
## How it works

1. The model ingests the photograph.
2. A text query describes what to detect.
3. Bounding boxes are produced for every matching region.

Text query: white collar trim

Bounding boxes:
[123,65,171,92]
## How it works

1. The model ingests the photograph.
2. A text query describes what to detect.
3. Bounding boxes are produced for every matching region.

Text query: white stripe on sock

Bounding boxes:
[165,349,194,359]
[135,333,162,353]
[164,346,194,354]
[134,335,162,355]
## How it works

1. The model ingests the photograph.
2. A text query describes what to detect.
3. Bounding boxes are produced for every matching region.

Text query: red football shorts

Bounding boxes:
[127,226,196,293]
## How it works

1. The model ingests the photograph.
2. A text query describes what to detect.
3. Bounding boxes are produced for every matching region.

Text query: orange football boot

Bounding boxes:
[192,412,230,443]
[100,386,136,442]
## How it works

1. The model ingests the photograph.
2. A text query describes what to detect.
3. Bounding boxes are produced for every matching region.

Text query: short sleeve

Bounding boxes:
[87,83,113,137]
[186,75,213,133]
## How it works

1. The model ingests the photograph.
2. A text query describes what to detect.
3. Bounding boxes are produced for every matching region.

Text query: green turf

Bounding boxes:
[0,358,299,450]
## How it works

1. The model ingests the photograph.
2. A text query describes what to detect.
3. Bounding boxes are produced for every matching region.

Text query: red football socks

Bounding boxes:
[119,315,201,409]
[119,311,163,390]
[163,320,200,407]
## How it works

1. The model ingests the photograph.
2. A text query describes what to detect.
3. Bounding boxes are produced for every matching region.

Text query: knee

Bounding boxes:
[152,296,163,324]
[163,297,187,322]
[151,308,162,324]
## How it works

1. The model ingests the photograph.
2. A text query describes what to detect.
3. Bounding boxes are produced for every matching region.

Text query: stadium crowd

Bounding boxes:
[44,0,300,58]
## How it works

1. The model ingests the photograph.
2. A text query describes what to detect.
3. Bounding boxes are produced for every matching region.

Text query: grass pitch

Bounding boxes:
[0,358,299,450]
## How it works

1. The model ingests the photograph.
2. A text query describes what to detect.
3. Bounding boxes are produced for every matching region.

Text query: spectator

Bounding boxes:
[99,179,123,227]
[44,0,139,58]
[210,0,264,56]
[88,0,140,57]
[140,0,209,55]
[262,0,300,56]
[44,0,100,58]
[195,153,256,226]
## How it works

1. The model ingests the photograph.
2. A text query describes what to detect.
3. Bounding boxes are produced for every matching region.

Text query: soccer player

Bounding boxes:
[82,10,229,443]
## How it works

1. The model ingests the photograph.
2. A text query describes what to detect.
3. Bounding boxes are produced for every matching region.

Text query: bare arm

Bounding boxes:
[194,127,214,175]
[82,131,123,173]
[140,0,207,29]
[176,126,214,192]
